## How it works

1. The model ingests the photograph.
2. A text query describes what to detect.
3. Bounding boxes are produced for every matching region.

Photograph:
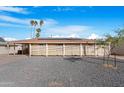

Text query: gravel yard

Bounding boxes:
[0,55,124,87]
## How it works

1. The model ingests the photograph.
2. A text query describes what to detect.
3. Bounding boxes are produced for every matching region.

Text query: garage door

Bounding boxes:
[65,44,80,56]
[86,45,95,55]
[31,44,46,55]
[48,44,63,56]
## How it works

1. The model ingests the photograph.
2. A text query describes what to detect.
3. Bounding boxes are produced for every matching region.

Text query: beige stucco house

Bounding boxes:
[9,38,110,56]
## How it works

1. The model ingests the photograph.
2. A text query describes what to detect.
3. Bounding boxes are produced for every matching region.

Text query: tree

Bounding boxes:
[30,20,35,38]
[35,28,41,38]
[40,20,44,27]
[34,21,38,26]
[104,34,117,66]
[30,20,35,26]
[30,20,44,38]
[104,28,124,67]
[95,28,124,67]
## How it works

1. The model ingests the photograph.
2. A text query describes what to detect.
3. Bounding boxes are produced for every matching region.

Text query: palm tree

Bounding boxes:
[30,20,35,38]
[36,28,41,38]
[33,21,38,38]
[34,21,38,26]
[40,20,44,27]
[30,20,35,26]
[30,20,44,38]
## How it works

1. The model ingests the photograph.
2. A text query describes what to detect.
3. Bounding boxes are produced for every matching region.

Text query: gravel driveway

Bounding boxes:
[0,55,124,87]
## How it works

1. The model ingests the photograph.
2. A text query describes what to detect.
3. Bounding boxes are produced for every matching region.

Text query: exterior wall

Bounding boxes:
[9,45,22,54]
[0,45,21,55]
[30,43,109,56]
[0,45,8,54]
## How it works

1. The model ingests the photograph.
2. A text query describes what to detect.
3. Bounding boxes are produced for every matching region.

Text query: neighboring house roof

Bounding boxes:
[9,38,96,44]
[0,37,5,42]
[0,37,7,45]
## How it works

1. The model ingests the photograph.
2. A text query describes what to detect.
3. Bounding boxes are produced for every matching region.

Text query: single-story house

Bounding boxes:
[9,38,110,56]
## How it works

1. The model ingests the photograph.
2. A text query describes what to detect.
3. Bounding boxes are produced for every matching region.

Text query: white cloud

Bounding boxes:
[0,15,29,25]
[50,34,79,38]
[45,25,90,37]
[44,18,58,27]
[50,35,64,38]
[68,34,79,38]
[53,7,73,12]
[88,33,102,39]
[25,37,31,39]
[0,23,28,28]
[0,6,28,14]
[0,14,91,39]
[0,15,57,28]
[4,37,17,41]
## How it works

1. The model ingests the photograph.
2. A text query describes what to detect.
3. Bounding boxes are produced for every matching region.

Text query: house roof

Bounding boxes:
[0,37,5,42]
[9,38,96,44]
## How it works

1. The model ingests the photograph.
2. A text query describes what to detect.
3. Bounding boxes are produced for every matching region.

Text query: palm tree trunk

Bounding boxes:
[31,26,33,38]
[33,26,36,38]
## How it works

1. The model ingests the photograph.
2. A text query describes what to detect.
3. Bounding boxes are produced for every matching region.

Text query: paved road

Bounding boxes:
[0,55,124,87]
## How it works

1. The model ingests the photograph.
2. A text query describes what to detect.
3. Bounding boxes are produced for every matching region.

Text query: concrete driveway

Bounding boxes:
[0,55,124,87]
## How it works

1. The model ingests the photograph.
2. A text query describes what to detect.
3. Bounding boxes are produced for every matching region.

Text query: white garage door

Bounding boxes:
[86,45,95,55]
[31,44,46,55]
[48,44,63,56]
[65,44,80,56]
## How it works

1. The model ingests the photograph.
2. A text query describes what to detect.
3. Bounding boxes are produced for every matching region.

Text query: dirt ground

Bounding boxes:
[0,55,124,87]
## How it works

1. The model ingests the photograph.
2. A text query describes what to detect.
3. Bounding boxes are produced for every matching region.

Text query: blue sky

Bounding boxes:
[0,6,124,41]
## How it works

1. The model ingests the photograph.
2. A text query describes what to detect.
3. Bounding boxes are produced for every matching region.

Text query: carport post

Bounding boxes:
[83,45,86,56]
[80,43,83,57]
[63,43,65,56]
[14,43,15,55]
[46,43,48,57]
[6,43,9,55]
[29,44,32,56]
[94,42,96,56]
[22,44,24,55]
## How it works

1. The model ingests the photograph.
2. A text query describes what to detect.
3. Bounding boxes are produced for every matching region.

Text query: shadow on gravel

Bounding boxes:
[82,56,102,65]
[63,56,82,62]
[63,56,103,65]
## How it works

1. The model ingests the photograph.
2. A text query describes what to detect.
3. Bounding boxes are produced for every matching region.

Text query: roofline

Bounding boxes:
[8,38,96,44]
